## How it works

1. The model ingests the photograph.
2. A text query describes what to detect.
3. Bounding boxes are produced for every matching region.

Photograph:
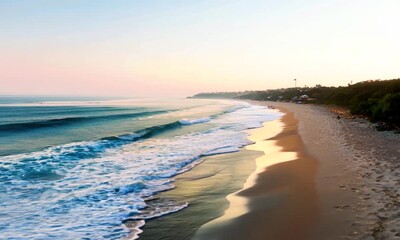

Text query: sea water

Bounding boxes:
[0,97,281,239]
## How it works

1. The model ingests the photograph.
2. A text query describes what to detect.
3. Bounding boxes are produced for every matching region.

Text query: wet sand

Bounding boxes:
[136,149,262,240]
[193,107,319,240]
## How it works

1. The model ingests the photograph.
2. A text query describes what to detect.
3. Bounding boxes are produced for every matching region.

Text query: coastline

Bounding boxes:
[132,101,400,239]
[134,104,282,239]
[193,106,319,240]
[135,148,262,239]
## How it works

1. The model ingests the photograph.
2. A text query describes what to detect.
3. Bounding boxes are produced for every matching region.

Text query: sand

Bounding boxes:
[273,102,400,240]
[193,108,319,240]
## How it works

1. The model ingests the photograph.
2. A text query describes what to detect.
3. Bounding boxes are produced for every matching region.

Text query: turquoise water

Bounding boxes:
[0,97,281,239]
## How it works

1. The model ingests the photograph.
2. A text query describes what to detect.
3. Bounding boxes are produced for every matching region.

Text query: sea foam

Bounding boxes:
[179,117,211,125]
[0,103,282,239]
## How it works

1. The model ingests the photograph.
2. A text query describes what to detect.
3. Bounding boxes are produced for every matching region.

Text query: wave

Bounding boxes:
[1,120,185,166]
[0,110,169,132]
[0,103,282,239]
[177,104,251,126]
[0,112,238,185]
[179,117,210,125]
[104,121,182,142]
[123,199,188,240]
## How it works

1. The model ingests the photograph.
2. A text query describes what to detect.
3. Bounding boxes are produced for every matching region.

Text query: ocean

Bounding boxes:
[0,96,281,239]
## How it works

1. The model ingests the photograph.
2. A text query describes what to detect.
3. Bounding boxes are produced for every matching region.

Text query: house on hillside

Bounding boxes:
[294,94,309,103]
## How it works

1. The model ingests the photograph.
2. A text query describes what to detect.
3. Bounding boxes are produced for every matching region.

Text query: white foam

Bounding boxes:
[179,117,210,125]
[117,132,147,141]
[202,146,243,156]
[127,220,145,240]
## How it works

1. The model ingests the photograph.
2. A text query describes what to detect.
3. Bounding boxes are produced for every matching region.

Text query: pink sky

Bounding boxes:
[1,0,400,97]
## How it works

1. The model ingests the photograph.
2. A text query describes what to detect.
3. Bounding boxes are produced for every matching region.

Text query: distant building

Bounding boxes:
[293,94,309,104]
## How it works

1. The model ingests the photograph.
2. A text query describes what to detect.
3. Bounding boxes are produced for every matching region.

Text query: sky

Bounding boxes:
[1,0,400,97]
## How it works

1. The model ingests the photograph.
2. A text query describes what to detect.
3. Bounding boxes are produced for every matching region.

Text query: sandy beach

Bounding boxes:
[193,107,319,240]
[273,102,400,240]
[193,101,400,240]
[135,102,399,240]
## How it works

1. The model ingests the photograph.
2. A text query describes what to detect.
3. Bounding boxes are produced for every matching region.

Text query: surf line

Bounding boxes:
[197,110,297,226]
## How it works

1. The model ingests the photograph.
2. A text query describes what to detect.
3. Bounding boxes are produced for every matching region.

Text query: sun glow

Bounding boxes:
[1,0,400,97]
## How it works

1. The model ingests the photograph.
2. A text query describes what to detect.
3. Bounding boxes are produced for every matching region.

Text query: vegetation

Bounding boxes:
[192,78,400,128]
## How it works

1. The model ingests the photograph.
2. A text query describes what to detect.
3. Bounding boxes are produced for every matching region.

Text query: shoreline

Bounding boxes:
[192,101,400,239]
[134,104,282,239]
[193,106,319,240]
[133,101,400,239]
[136,147,262,240]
